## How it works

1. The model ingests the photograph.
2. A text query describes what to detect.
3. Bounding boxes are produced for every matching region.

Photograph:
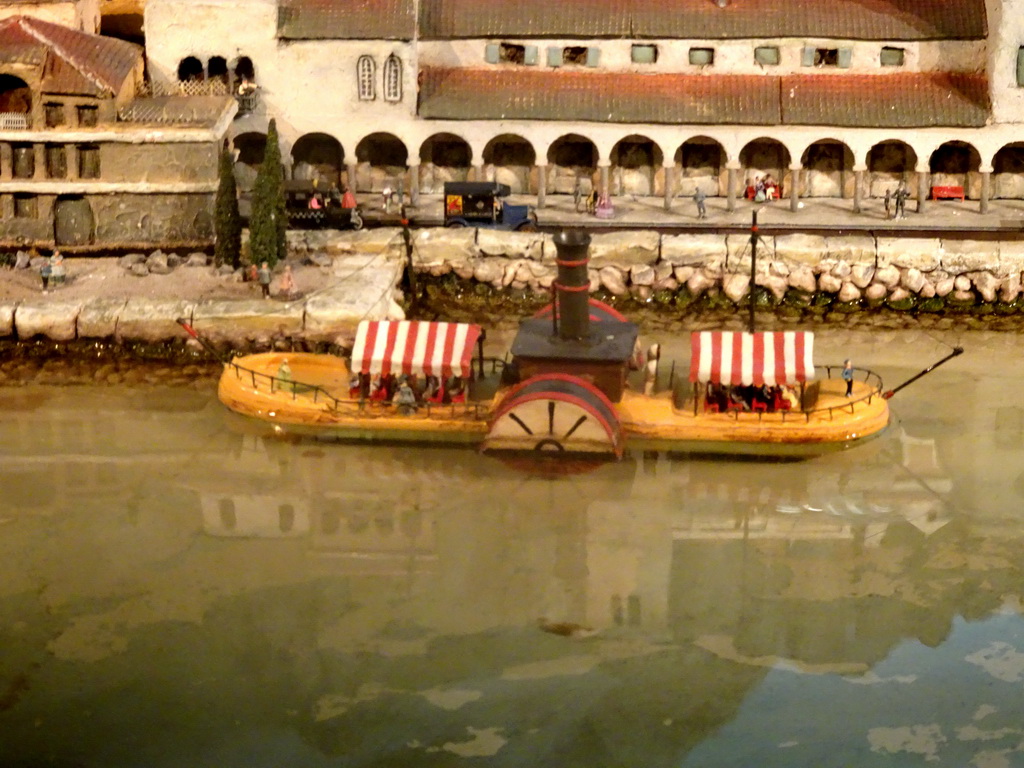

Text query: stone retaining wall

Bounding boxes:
[407,229,1024,312]
[3,228,1022,347]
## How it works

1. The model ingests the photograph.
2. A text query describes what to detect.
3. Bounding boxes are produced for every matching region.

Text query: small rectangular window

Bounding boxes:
[880,47,905,66]
[46,145,67,178]
[44,103,65,128]
[14,193,37,218]
[79,145,100,179]
[1016,46,1024,86]
[631,44,657,64]
[77,105,99,127]
[754,46,780,66]
[499,43,525,65]
[563,46,588,66]
[814,48,839,67]
[12,144,34,178]
[689,47,714,66]
[547,46,562,67]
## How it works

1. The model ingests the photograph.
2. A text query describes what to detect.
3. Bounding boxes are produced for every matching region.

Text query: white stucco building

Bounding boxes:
[142,0,1024,213]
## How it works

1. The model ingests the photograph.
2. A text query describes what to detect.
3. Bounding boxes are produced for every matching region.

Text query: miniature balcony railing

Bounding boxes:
[0,112,30,130]
[234,91,259,117]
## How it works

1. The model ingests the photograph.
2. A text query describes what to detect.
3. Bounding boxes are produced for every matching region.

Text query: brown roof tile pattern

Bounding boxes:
[0,16,141,97]
[278,0,416,40]
[418,68,990,128]
[419,0,986,41]
[419,69,781,124]
[781,72,989,128]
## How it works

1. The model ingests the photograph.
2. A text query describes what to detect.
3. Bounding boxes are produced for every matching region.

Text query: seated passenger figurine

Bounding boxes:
[393,378,418,414]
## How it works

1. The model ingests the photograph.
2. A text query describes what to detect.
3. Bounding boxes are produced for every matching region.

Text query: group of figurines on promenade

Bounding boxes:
[348,372,468,414]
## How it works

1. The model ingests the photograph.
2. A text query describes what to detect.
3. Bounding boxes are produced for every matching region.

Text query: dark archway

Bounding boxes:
[547,134,598,195]
[419,133,472,192]
[177,56,204,82]
[232,132,266,192]
[993,143,1024,200]
[354,133,408,192]
[739,138,791,196]
[0,74,32,127]
[867,140,918,198]
[674,137,725,197]
[611,134,663,197]
[930,141,981,199]
[208,56,228,85]
[291,133,344,186]
[234,56,255,84]
[53,195,95,246]
[483,134,536,194]
[800,140,855,198]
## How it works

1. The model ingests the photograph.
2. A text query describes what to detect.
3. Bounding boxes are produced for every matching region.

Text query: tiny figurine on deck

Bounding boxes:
[842,359,854,396]
[393,377,418,414]
[257,261,272,298]
[276,358,293,391]
[643,343,661,395]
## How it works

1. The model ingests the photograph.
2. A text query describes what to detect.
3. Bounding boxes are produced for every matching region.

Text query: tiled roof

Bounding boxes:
[781,73,989,128]
[0,16,141,97]
[419,0,986,41]
[418,68,990,128]
[278,0,416,40]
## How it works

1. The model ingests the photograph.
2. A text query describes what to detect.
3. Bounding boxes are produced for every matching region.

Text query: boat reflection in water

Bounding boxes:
[1,359,1022,766]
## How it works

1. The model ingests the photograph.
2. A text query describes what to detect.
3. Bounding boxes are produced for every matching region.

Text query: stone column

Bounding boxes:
[0,142,11,180]
[663,164,674,210]
[473,164,485,182]
[789,164,801,212]
[537,164,547,209]
[853,168,865,214]
[726,165,738,212]
[916,169,929,214]
[34,144,46,180]
[599,163,610,197]
[0,193,12,220]
[66,145,80,181]
[408,163,420,207]
[980,168,991,215]
[346,163,358,193]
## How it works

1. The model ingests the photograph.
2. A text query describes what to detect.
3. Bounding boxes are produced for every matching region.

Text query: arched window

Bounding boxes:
[383,54,402,102]
[357,55,376,101]
[177,56,204,82]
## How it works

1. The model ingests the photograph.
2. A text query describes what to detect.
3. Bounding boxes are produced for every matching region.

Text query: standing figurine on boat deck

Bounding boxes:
[842,359,854,396]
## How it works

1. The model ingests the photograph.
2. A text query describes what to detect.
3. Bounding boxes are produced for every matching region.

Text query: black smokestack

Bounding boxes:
[552,230,591,341]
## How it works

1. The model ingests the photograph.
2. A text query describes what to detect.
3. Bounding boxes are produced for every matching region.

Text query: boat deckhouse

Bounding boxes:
[143,0,1024,211]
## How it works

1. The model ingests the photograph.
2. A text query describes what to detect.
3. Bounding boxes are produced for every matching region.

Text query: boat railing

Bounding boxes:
[672,365,885,423]
[225,356,505,421]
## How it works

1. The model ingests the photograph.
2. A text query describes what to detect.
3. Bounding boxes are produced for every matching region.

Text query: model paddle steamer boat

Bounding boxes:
[187,228,961,457]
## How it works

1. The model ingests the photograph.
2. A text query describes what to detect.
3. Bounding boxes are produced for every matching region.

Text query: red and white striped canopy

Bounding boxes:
[689,331,815,386]
[351,321,482,379]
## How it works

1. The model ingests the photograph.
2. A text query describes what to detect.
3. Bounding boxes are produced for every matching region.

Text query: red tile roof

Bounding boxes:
[781,73,989,128]
[0,16,141,97]
[419,0,986,41]
[418,68,990,128]
[278,0,416,40]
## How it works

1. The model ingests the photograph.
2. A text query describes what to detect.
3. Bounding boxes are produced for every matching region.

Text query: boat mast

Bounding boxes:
[748,211,758,334]
[882,346,964,399]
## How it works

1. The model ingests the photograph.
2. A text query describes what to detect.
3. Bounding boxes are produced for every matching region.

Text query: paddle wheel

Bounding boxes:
[484,230,637,458]
[485,373,624,456]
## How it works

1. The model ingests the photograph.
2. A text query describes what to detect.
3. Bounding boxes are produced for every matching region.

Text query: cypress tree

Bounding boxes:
[214,147,242,268]
[250,119,288,267]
